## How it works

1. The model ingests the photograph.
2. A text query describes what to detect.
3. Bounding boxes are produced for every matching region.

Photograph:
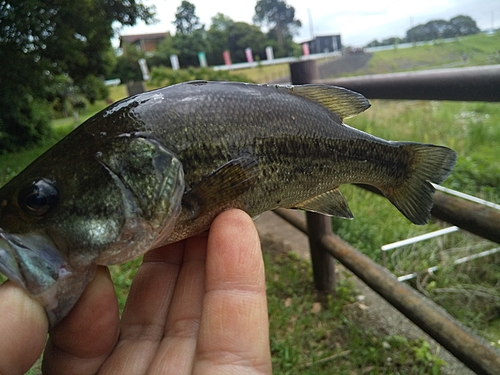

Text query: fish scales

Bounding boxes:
[0,81,457,325]
[132,82,414,241]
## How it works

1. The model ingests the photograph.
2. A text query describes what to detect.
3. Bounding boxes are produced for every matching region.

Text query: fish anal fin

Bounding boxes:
[280,84,370,120]
[183,156,259,219]
[292,188,353,219]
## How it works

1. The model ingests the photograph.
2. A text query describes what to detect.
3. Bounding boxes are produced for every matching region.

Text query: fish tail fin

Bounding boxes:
[380,143,457,225]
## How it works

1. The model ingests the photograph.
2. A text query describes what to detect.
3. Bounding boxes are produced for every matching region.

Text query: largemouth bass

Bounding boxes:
[0,81,456,325]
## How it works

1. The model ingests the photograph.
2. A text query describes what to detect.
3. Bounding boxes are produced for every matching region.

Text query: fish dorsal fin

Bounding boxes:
[292,188,354,219]
[282,84,370,120]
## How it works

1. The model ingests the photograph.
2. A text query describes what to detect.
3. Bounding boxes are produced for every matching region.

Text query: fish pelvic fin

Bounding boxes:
[381,143,457,225]
[292,187,354,219]
[282,84,371,120]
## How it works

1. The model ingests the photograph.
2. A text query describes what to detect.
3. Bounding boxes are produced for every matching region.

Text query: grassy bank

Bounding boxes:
[228,62,290,82]
[341,32,500,76]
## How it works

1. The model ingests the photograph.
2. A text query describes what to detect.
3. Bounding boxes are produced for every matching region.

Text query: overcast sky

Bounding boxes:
[119,0,499,46]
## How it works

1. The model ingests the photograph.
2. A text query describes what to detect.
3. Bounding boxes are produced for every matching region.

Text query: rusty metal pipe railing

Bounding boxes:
[306,213,335,292]
[274,208,500,375]
[318,64,500,102]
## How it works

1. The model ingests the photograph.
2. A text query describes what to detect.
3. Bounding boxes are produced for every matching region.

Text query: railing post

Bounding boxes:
[126,81,145,97]
[290,59,335,292]
[306,212,336,292]
[289,59,318,84]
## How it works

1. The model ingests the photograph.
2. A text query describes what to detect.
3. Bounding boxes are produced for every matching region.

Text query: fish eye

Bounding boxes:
[18,179,58,217]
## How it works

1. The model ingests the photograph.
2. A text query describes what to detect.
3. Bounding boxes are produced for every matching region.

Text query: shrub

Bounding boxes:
[150,66,251,87]
[0,96,53,154]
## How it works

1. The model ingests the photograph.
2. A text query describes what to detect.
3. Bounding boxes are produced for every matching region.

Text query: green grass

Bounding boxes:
[338,32,500,76]
[108,84,128,102]
[264,246,445,374]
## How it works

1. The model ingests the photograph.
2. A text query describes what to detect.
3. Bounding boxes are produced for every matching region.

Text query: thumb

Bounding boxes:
[0,281,48,375]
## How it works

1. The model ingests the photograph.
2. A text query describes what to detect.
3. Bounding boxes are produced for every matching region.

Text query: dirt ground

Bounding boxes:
[255,211,475,375]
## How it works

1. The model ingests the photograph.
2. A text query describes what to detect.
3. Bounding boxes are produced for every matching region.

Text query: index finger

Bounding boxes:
[193,209,272,375]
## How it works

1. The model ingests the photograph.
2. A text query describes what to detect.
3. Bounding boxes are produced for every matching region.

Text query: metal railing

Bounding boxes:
[382,184,500,280]
[276,59,500,375]
[274,209,500,375]
[321,64,500,102]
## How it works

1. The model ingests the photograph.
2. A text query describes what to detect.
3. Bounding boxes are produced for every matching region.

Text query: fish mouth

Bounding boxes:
[0,229,71,310]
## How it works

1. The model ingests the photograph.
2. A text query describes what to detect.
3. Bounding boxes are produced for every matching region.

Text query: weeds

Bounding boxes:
[265,249,447,374]
[148,66,251,88]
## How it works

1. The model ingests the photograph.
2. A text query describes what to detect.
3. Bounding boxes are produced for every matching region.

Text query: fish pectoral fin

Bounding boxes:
[292,188,354,219]
[282,84,370,120]
[182,156,259,219]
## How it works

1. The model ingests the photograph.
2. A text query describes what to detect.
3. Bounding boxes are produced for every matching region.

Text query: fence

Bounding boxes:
[276,59,500,375]
[382,185,500,282]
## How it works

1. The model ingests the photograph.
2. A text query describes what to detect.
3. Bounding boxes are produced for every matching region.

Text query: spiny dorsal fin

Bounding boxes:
[281,84,370,120]
[291,188,354,219]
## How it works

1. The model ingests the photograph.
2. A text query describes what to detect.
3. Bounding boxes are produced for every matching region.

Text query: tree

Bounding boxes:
[449,15,480,36]
[227,22,268,63]
[147,33,178,69]
[254,0,301,51]
[406,15,480,43]
[0,0,155,151]
[173,0,201,34]
[207,13,235,66]
[111,43,146,83]
[173,29,208,67]
[172,1,208,67]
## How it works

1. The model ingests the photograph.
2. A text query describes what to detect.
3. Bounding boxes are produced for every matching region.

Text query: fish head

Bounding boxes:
[0,129,185,326]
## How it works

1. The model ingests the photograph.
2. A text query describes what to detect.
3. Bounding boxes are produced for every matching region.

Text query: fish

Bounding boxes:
[0,81,457,326]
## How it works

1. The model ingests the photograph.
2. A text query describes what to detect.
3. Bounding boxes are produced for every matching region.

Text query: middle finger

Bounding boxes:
[99,241,186,374]
[146,235,208,375]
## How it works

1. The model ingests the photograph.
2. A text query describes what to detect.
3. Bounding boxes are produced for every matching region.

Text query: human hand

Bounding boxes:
[0,209,272,375]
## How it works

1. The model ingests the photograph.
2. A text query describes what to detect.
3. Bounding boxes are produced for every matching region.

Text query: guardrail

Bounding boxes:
[274,209,500,375]
[321,64,500,102]
[276,59,500,375]
[212,51,342,71]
